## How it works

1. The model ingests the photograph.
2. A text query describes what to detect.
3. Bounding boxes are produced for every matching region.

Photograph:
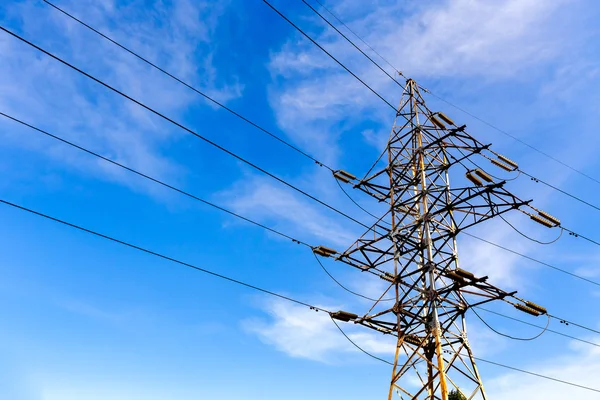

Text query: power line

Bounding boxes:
[476,307,600,349]
[333,167,600,291]
[305,0,600,218]
[473,357,600,393]
[331,316,600,394]
[461,231,600,288]
[49,0,600,223]
[562,227,600,248]
[45,0,600,220]
[1,111,400,309]
[261,0,398,111]
[17,191,597,394]
[0,111,312,248]
[0,198,329,313]
[307,0,600,187]
[549,314,600,336]
[335,178,388,224]
[426,90,600,186]
[300,0,404,89]
[0,25,376,233]
[7,140,599,397]
[41,0,332,172]
[520,169,600,212]
[15,94,600,345]
[311,0,402,77]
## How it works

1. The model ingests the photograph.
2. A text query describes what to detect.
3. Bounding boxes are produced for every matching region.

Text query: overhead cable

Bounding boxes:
[0,25,377,233]
[41,0,332,171]
[498,214,563,245]
[311,0,403,77]
[476,307,600,349]
[331,316,600,394]
[0,198,328,313]
[261,0,398,111]
[461,231,600,288]
[548,314,600,336]
[306,0,600,187]
[300,0,404,88]
[0,111,311,247]
[1,111,396,306]
[473,357,600,393]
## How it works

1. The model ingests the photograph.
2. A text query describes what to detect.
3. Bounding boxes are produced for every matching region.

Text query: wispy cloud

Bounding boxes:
[486,336,600,399]
[244,297,510,364]
[265,0,576,166]
[0,0,243,192]
[219,174,359,246]
[243,298,395,363]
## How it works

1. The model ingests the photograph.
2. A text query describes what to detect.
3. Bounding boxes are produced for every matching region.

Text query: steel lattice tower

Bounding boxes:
[318,79,556,399]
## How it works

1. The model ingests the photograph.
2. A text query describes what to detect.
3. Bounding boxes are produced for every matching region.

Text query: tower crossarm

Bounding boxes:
[336,180,531,273]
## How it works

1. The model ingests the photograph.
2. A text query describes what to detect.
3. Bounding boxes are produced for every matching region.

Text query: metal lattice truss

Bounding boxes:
[331,79,537,400]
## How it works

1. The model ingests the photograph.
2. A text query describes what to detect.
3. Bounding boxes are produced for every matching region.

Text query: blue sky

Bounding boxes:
[1,0,600,398]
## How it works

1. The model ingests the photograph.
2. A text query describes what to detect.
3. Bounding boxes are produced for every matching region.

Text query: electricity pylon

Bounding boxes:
[315,79,557,399]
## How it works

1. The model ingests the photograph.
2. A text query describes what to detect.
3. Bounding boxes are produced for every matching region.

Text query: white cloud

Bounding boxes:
[243,298,400,363]
[458,219,535,290]
[384,0,570,78]
[0,0,242,193]
[486,338,600,399]
[266,0,575,166]
[243,299,354,362]
[244,297,504,363]
[246,298,600,398]
[219,175,359,247]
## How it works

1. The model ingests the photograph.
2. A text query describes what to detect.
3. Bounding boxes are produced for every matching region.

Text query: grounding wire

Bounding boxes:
[0,198,329,313]
[331,315,600,393]
[476,307,600,349]
[261,0,398,112]
[0,25,379,235]
[41,0,333,172]
[0,111,312,248]
[470,305,550,341]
